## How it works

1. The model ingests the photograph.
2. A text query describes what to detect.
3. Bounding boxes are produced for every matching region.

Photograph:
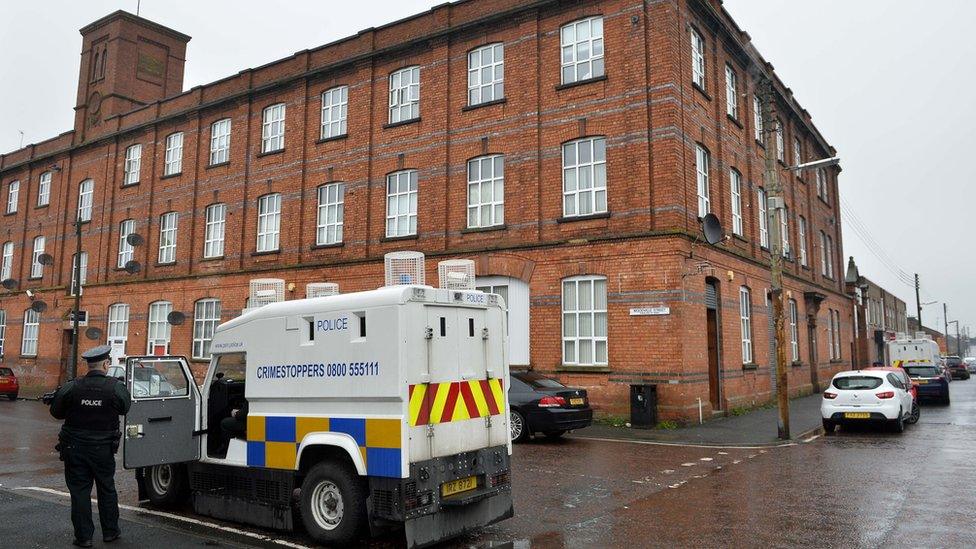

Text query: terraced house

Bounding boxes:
[0,0,851,419]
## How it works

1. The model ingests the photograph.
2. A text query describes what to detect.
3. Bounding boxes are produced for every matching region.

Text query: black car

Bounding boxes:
[904,364,951,404]
[944,356,970,380]
[508,371,592,442]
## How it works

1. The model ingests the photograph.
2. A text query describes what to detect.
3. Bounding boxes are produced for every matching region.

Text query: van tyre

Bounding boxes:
[145,464,188,508]
[300,461,366,545]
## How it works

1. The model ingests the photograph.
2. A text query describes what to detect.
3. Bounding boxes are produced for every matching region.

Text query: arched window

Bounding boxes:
[739,286,753,364]
[22,308,40,356]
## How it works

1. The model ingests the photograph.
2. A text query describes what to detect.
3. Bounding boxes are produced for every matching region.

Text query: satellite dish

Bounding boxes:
[167,311,185,326]
[1,278,17,290]
[30,300,48,313]
[38,253,55,266]
[85,327,103,341]
[126,233,144,247]
[701,213,725,245]
[124,260,141,274]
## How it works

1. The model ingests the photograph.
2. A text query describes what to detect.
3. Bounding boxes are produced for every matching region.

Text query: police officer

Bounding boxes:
[49,345,131,547]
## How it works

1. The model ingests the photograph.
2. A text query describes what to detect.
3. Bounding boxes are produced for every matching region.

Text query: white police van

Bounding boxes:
[122,257,513,547]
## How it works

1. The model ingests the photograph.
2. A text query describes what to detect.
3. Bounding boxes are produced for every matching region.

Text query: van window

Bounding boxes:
[832,376,883,390]
[130,358,189,398]
[215,352,247,382]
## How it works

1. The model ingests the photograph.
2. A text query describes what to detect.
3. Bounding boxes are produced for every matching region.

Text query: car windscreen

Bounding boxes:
[513,372,565,389]
[0,368,12,376]
[904,366,940,378]
[832,376,883,390]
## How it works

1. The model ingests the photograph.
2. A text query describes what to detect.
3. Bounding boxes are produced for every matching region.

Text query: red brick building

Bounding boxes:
[0,0,852,419]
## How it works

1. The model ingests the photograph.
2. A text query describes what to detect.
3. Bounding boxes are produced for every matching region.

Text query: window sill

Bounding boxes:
[4,211,18,216]
[461,224,506,234]
[310,242,344,250]
[154,261,177,267]
[557,364,610,373]
[726,114,743,129]
[692,82,711,101]
[557,211,610,223]
[383,117,420,130]
[120,182,140,189]
[27,276,42,281]
[161,172,182,180]
[190,358,211,364]
[755,139,765,148]
[200,255,225,262]
[829,359,845,364]
[817,196,831,207]
[742,363,759,371]
[462,98,507,112]
[732,233,748,243]
[800,265,810,271]
[791,361,804,368]
[316,134,348,145]
[380,234,419,243]
[34,203,50,210]
[555,74,607,91]
[19,355,37,360]
[251,250,280,257]
[206,161,230,170]
[257,148,285,158]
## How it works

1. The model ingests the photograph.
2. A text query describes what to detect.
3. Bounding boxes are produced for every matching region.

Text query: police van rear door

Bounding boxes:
[123,356,201,469]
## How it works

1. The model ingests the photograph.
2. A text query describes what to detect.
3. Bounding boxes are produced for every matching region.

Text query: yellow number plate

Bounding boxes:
[570,397,584,406]
[441,476,477,497]
[844,412,870,419]
[916,379,929,384]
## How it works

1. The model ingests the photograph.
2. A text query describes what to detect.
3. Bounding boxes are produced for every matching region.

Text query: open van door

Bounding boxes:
[123,355,201,469]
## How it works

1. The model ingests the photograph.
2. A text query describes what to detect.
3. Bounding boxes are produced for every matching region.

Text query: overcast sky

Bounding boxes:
[2,1,974,335]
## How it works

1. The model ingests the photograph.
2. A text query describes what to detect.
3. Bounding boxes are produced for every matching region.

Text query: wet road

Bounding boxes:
[2,381,975,548]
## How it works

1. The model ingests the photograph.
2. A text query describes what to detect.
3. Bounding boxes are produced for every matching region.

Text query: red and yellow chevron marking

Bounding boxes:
[408,378,505,426]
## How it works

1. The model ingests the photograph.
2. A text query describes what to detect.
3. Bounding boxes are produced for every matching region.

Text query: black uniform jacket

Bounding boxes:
[50,371,132,445]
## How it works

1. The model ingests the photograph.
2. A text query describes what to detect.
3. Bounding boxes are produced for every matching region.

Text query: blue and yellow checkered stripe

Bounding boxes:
[245,415,402,478]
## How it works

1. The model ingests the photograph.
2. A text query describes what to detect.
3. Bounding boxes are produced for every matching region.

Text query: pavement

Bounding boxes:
[571,392,824,446]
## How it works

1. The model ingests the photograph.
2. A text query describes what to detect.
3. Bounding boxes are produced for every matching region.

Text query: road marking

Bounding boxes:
[681,462,696,467]
[14,487,311,549]
[802,434,821,443]
[699,457,713,461]
[717,451,729,455]
[661,469,675,474]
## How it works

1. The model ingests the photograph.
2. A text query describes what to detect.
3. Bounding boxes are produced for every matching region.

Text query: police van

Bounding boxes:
[121,255,513,547]
[887,332,942,370]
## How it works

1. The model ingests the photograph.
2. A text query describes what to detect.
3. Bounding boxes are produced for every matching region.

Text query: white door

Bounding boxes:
[108,338,126,367]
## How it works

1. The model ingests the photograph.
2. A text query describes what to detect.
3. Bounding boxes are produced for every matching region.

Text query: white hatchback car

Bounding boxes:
[821,370,914,434]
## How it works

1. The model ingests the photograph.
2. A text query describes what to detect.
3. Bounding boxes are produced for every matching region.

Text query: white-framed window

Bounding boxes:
[739,286,753,364]
[834,310,842,360]
[730,168,743,236]
[256,194,281,252]
[798,215,808,266]
[1,241,13,281]
[6,180,19,214]
[775,120,785,162]
[124,144,142,185]
[753,95,763,142]
[210,118,231,165]
[158,212,178,264]
[77,179,94,222]
[468,43,504,105]
[825,234,834,278]
[385,170,418,237]
[695,144,710,217]
[562,136,607,217]
[389,66,420,124]
[164,132,183,176]
[757,187,768,248]
[467,155,504,228]
[320,86,348,140]
[691,27,705,88]
[816,167,828,201]
[316,183,345,245]
[107,303,129,346]
[561,275,608,366]
[192,298,221,360]
[725,64,738,119]
[21,308,39,356]
[30,236,45,278]
[476,276,531,366]
[0,309,5,356]
[560,16,604,85]
[70,251,88,296]
[262,103,286,153]
[37,171,52,206]
[117,219,135,268]
[820,230,828,276]
[793,137,802,168]
[781,207,790,258]
[789,299,799,362]
[147,301,172,354]
[203,203,226,259]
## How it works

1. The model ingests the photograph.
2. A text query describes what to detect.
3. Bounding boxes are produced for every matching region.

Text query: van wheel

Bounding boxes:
[145,464,188,508]
[300,461,366,545]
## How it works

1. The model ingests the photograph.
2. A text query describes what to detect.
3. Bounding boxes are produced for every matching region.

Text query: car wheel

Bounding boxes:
[544,430,566,439]
[906,402,920,425]
[510,410,528,443]
[822,419,835,435]
[943,395,951,405]
[7,394,16,401]
[145,464,189,508]
[890,410,905,433]
[299,460,366,545]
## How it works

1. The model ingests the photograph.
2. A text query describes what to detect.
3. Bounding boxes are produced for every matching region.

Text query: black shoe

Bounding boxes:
[72,540,93,548]
[104,533,121,543]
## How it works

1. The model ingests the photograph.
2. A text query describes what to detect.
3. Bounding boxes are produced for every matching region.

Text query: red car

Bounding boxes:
[866,366,919,424]
[0,367,19,401]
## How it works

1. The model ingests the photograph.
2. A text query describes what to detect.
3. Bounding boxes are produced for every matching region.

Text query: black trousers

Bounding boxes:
[63,443,121,542]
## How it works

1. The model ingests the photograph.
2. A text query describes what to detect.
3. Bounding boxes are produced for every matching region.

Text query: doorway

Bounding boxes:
[705,279,722,411]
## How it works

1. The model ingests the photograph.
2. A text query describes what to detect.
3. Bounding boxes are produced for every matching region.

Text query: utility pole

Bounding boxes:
[944,303,949,355]
[69,218,83,380]
[915,274,922,330]
[760,79,790,440]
